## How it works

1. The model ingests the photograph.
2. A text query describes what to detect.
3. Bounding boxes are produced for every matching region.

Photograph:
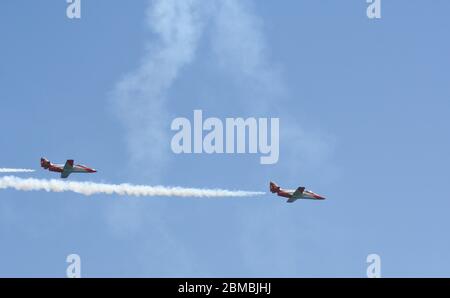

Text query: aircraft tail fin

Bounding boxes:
[61,160,74,179]
[270,181,280,193]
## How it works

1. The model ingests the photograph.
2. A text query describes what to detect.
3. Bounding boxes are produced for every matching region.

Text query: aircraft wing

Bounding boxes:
[292,187,305,198]
[61,160,74,179]
[286,197,298,203]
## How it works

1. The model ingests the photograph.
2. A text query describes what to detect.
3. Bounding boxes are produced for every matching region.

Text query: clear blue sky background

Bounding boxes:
[1,0,449,277]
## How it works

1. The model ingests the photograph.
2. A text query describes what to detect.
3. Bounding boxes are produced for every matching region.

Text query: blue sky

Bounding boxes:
[0,0,449,277]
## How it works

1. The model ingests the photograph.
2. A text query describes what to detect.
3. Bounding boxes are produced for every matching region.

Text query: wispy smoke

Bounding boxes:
[0,176,264,198]
[112,0,332,176]
[0,169,35,173]
[112,0,207,176]
[211,0,285,109]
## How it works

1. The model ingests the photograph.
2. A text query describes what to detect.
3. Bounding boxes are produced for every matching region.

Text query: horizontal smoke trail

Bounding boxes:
[0,168,35,173]
[0,176,264,198]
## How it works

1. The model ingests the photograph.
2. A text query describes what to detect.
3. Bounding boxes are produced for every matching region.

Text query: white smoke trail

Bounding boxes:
[0,176,264,198]
[0,168,35,173]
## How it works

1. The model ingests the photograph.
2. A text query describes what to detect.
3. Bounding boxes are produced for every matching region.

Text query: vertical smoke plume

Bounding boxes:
[112,0,332,175]
[111,0,206,176]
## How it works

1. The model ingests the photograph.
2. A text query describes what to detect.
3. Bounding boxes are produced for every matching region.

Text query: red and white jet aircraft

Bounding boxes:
[40,158,97,179]
[270,181,326,203]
